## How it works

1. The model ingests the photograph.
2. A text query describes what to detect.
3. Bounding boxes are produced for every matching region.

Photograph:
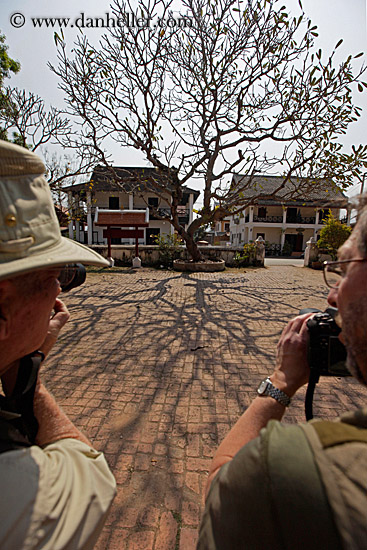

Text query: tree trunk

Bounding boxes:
[184,233,202,262]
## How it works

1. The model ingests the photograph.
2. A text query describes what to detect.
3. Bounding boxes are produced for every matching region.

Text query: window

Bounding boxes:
[319,209,329,222]
[109,196,119,209]
[224,223,230,232]
[286,207,298,223]
[258,207,267,218]
[257,233,265,240]
[148,197,159,207]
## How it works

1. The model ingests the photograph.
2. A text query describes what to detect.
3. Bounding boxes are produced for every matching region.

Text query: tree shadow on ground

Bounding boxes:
[43,267,365,547]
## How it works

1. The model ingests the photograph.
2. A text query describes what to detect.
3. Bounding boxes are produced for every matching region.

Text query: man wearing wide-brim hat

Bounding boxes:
[0,141,116,550]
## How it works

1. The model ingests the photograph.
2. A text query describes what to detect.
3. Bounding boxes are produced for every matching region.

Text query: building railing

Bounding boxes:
[252,214,316,224]
[149,206,189,223]
[286,215,316,224]
[149,206,171,219]
[253,215,283,223]
[265,243,282,256]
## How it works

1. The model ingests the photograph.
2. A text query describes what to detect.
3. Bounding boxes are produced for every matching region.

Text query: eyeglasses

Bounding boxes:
[323,259,367,289]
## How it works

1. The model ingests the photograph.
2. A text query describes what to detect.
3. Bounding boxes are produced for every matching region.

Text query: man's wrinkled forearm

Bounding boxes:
[33,382,92,448]
[206,395,287,497]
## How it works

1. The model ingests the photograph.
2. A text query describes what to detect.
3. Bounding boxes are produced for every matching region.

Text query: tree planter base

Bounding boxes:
[173,259,225,272]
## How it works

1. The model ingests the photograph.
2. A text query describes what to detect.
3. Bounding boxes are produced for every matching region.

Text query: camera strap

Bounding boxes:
[0,352,43,453]
[305,370,320,421]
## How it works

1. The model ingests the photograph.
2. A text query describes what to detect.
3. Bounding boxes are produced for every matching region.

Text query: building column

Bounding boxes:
[247,207,254,241]
[75,194,80,242]
[314,209,320,239]
[346,205,351,225]
[75,221,80,242]
[188,193,194,225]
[68,191,74,240]
[280,207,287,249]
[87,191,93,246]
[280,231,285,249]
[129,194,134,245]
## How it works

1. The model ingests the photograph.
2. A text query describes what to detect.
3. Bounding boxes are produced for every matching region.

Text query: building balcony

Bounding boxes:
[253,215,283,223]
[286,215,316,224]
[149,206,190,224]
[149,206,171,219]
[249,214,316,224]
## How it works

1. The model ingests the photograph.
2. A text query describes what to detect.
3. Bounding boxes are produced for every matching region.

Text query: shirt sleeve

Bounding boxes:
[197,428,285,550]
[0,438,116,550]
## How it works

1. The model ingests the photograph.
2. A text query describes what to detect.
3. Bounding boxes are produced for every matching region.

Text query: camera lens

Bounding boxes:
[59,263,86,292]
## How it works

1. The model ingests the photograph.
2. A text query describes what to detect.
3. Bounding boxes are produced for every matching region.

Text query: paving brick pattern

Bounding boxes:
[42,265,367,549]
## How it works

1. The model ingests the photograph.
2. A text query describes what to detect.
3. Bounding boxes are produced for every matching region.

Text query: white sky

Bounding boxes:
[0,0,366,201]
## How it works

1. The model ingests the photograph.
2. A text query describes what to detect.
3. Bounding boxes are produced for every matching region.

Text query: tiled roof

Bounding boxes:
[63,165,200,203]
[231,174,348,206]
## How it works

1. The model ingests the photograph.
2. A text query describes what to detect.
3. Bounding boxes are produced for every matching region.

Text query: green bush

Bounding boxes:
[234,242,257,267]
[317,212,352,260]
[153,233,182,267]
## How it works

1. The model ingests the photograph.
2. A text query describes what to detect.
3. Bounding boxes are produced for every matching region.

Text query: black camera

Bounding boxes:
[300,307,349,378]
[301,307,350,420]
[59,263,86,292]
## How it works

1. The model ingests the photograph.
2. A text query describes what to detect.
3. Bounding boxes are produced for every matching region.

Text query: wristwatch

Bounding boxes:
[257,377,291,407]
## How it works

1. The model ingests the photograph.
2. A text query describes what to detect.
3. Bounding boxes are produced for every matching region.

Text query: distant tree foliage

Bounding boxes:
[0,31,20,85]
[0,30,20,141]
[52,0,367,261]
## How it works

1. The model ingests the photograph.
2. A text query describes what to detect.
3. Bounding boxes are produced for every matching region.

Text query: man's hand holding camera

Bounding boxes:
[39,298,70,357]
[271,312,313,397]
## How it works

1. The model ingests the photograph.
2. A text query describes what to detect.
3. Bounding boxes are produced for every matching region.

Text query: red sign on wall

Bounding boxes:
[103,228,144,239]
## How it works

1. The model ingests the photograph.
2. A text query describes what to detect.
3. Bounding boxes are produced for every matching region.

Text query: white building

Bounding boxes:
[63,165,200,246]
[229,175,350,255]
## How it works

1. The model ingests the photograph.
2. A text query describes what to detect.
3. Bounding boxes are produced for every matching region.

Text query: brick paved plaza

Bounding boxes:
[43,265,367,550]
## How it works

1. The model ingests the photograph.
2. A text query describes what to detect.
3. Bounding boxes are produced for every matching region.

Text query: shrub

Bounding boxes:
[234,242,257,267]
[153,233,182,267]
[317,212,352,260]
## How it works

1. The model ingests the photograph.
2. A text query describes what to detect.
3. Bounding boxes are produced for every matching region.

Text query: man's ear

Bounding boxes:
[0,280,13,341]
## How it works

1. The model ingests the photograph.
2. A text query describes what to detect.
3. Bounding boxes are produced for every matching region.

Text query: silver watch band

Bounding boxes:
[257,377,291,407]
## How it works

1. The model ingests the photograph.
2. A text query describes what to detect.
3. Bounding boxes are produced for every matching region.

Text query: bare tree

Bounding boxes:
[0,87,70,149]
[0,86,101,204]
[51,0,367,261]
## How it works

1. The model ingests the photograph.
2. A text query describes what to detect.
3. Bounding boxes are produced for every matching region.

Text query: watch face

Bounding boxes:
[258,380,268,395]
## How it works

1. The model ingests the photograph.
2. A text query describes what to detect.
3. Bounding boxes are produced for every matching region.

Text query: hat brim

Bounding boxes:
[0,237,109,281]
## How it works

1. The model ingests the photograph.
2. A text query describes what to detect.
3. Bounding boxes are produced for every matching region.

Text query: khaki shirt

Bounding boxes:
[197,420,342,550]
[0,438,116,550]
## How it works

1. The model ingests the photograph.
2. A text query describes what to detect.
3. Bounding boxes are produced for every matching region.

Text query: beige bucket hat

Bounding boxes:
[0,140,109,281]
